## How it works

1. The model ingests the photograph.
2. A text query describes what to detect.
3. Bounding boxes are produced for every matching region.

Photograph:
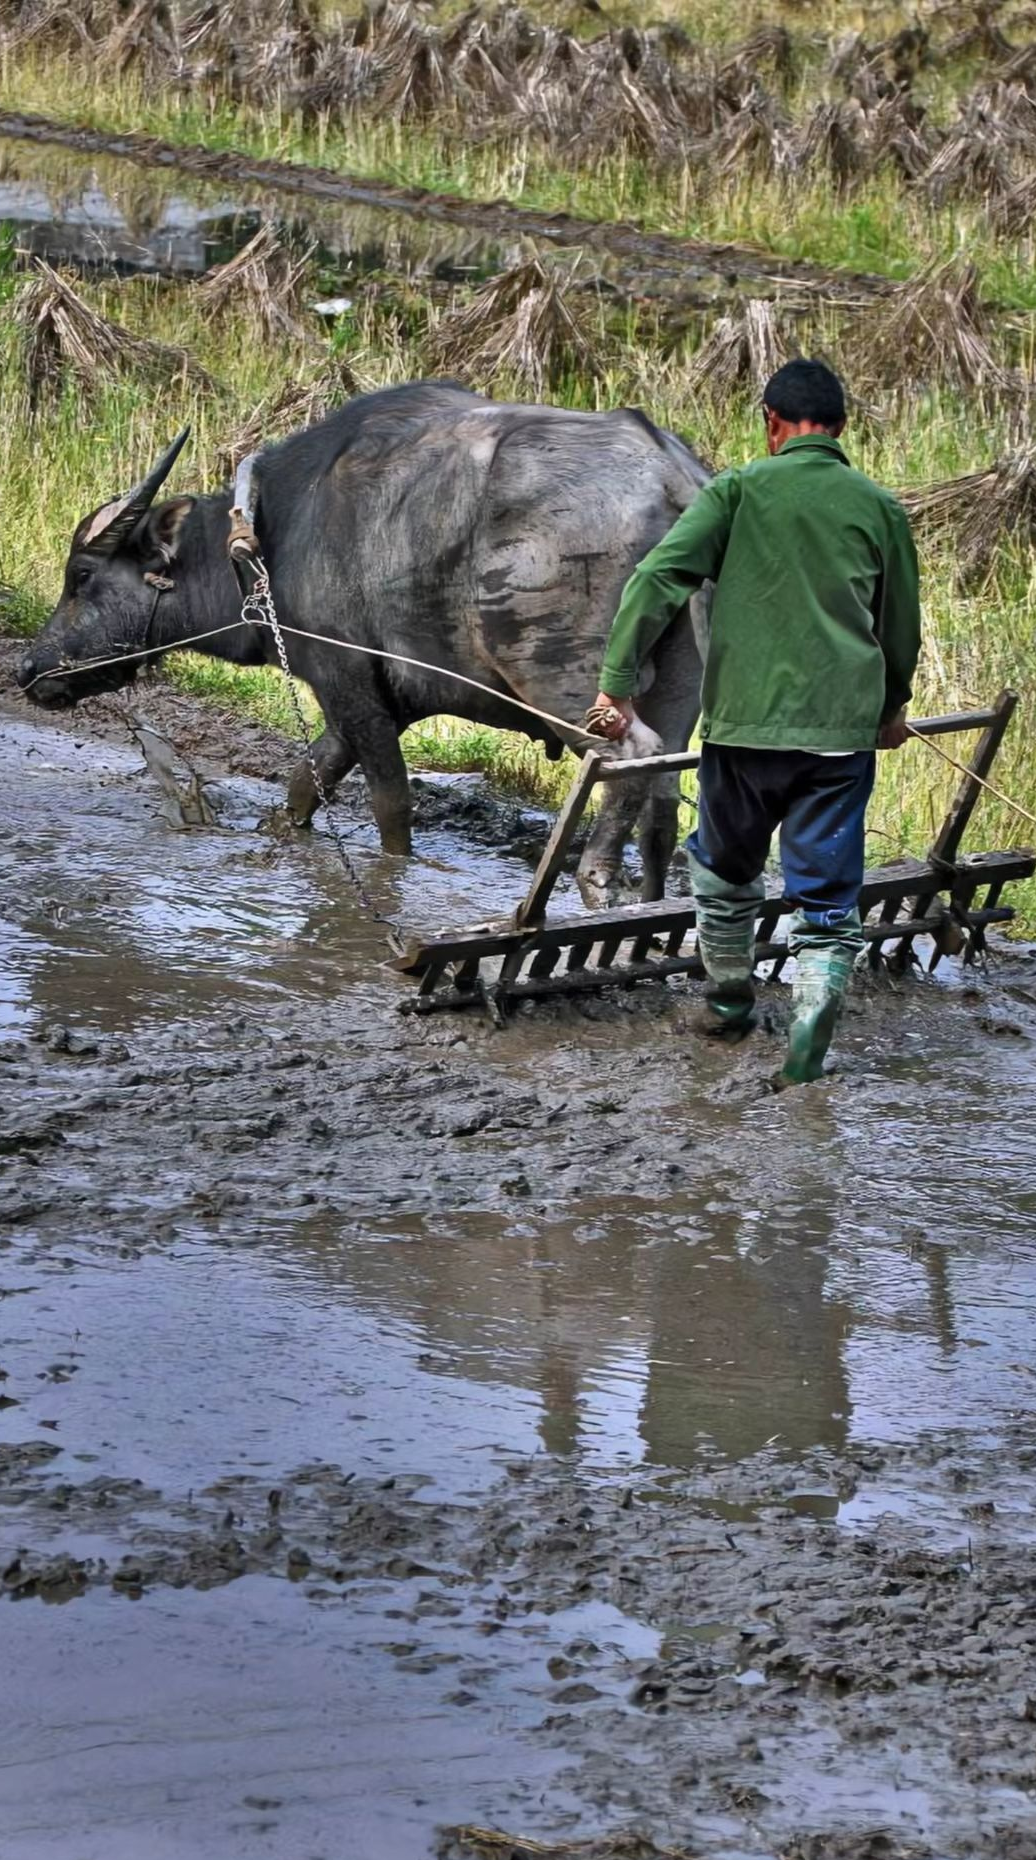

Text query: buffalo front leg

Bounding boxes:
[355,717,413,855]
[301,655,412,853]
[286,728,358,827]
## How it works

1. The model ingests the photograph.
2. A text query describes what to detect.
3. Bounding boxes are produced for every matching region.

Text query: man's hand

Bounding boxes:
[587,693,635,742]
[878,709,910,751]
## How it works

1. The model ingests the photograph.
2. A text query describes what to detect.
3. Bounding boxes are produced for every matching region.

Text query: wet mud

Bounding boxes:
[4,654,1036,1860]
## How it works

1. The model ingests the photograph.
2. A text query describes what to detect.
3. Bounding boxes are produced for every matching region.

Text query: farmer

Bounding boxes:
[592,358,921,1087]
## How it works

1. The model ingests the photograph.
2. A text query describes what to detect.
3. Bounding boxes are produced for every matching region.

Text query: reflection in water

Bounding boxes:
[641,1214,850,1467]
[0,131,751,310]
[269,1178,1036,1494]
[0,136,523,282]
[283,1200,854,1471]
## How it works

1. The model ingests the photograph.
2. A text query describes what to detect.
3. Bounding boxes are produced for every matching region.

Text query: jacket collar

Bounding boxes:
[777,434,850,463]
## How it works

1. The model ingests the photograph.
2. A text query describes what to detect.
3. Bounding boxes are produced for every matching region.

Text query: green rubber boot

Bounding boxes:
[778,908,864,1086]
[690,854,765,1038]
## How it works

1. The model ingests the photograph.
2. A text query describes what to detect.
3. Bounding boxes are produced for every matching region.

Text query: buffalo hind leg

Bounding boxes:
[632,605,706,899]
[576,776,645,908]
[287,728,357,827]
[580,776,679,905]
[637,780,681,902]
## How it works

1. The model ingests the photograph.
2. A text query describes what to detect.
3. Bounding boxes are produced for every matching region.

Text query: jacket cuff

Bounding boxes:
[599,662,637,699]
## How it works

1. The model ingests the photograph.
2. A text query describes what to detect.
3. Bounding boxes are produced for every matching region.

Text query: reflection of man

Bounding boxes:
[640,1229,852,1470]
[593,360,922,1086]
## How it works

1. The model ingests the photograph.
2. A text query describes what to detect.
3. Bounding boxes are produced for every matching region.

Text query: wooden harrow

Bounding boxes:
[394,690,1034,1018]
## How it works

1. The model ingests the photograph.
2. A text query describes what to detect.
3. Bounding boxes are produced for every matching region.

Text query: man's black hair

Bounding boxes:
[762,359,846,430]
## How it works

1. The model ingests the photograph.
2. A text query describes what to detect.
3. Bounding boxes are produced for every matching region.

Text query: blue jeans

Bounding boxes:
[688,745,876,924]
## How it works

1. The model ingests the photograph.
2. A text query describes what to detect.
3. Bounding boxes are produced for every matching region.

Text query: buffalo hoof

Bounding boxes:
[575,865,636,913]
[285,773,319,828]
[259,804,308,841]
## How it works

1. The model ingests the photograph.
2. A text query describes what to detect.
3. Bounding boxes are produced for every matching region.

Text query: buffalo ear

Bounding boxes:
[138,496,196,563]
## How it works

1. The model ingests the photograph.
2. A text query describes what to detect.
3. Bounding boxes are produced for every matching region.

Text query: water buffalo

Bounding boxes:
[18,381,711,900]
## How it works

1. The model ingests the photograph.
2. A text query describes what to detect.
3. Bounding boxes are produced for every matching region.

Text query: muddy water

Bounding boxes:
[0,133,517,286]
[0,129,552,296]
[4,684,1036,1860]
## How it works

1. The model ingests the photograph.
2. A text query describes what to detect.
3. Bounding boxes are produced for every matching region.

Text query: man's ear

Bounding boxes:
[137,496,196,564]
[763,407,784,454]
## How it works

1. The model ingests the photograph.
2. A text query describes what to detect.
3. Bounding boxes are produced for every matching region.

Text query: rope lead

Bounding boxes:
[238,554,408,952]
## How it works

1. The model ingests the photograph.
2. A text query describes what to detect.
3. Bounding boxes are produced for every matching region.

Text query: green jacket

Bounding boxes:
[600,434,921,752]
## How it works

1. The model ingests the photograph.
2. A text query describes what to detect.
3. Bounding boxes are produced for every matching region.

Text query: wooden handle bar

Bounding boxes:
[593,706,1005,782]
[909,708,1002,737]
[596,750,701,779]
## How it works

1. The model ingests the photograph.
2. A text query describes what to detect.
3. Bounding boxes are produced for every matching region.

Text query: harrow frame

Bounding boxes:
[394,690,1033,1018]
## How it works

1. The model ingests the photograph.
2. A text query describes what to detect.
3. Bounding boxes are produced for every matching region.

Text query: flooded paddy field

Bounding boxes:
[0,113,889,310]
[4,653,1036,1860]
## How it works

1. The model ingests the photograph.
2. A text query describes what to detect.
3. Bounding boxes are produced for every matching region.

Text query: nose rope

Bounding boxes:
[20,621,254,695]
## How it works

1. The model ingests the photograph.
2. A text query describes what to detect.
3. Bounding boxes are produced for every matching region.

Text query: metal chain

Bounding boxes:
[240,560,406,955]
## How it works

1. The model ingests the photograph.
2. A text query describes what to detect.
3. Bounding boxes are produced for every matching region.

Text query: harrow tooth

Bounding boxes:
[528,943,561,980]
[971,879,1004,957]
[566,939,593,972]
[498,944,530,989]
[868,897,901,969]
[418,957,449,997]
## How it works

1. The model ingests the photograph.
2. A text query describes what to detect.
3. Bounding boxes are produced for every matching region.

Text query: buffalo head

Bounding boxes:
[17,428,195,708]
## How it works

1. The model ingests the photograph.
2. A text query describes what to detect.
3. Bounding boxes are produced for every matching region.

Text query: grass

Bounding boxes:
[1,3,1035,927]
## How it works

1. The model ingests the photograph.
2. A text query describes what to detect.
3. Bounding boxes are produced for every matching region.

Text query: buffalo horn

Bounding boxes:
[83,425,192,556]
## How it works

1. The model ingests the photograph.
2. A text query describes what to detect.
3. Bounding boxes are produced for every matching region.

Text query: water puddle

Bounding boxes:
[0,1579,609,1860]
